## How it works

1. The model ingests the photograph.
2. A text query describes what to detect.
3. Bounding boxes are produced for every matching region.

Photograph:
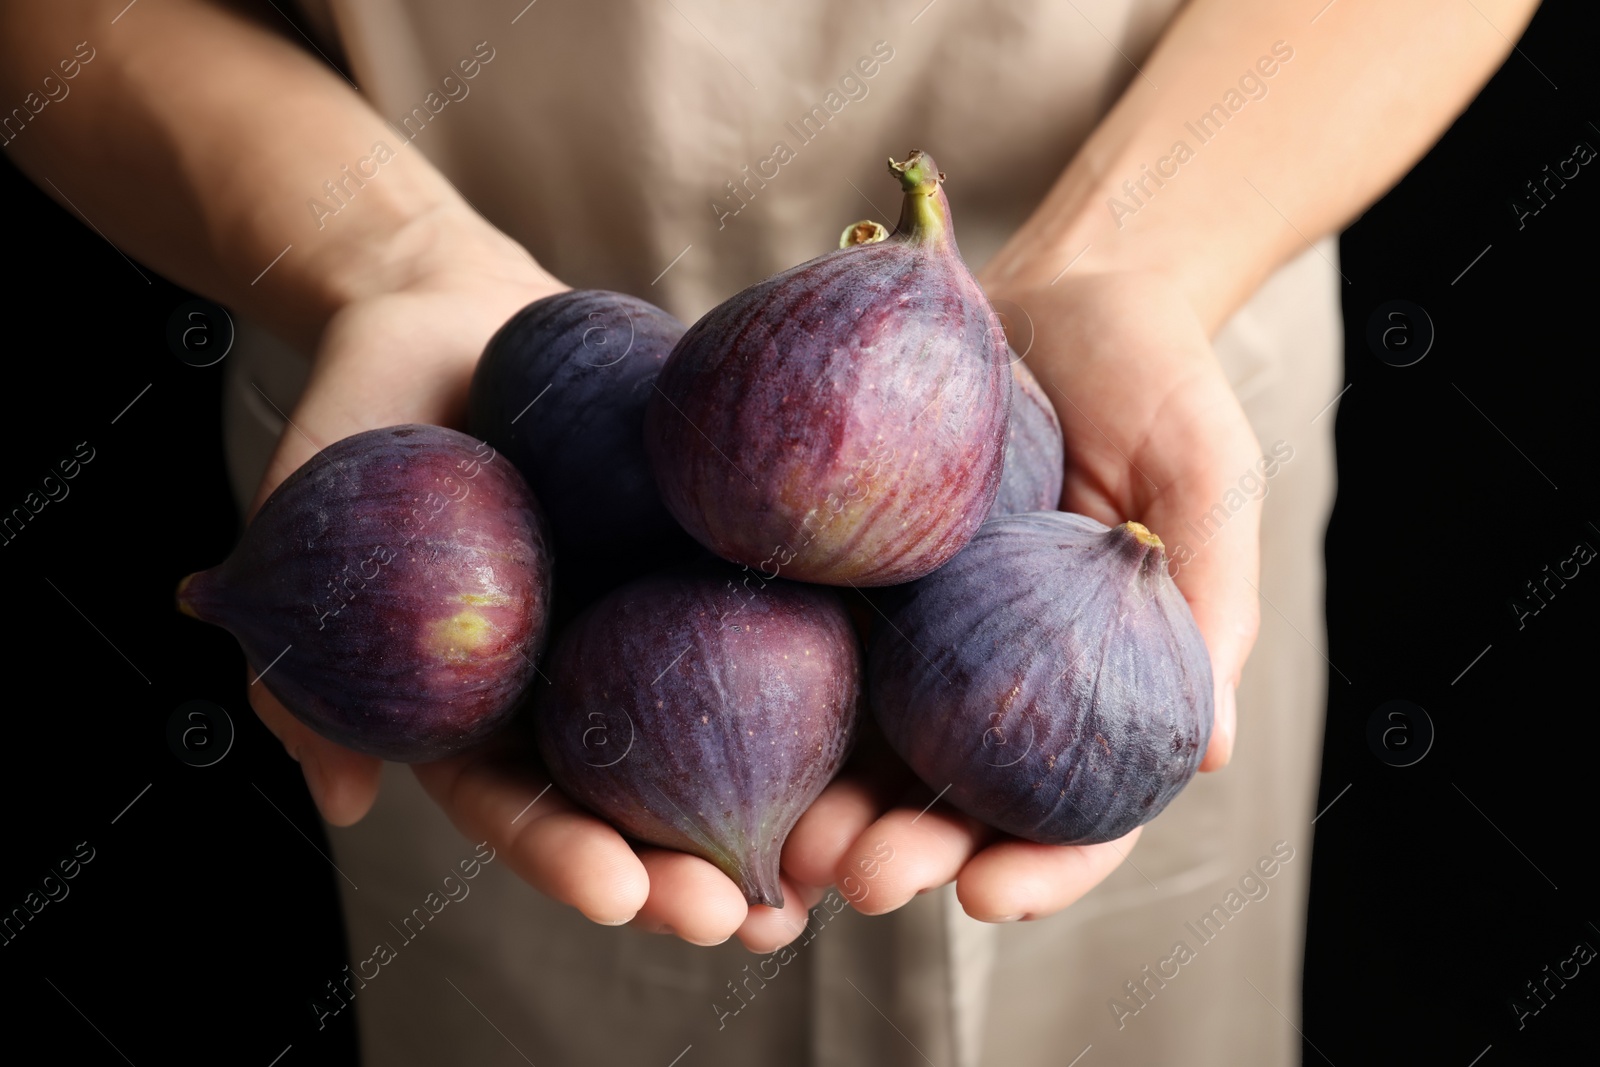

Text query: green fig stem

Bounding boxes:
[840,219,889,248]
[888,151,950,244]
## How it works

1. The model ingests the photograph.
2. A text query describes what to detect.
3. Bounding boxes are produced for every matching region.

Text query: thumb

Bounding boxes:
[249,680,383,826]
[1157,502,1261,773]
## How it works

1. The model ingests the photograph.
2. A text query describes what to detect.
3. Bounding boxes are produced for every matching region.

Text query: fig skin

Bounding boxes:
[646,151,1011,587]
[532,563,863,907]
[868,511,1212,845]
[835,219,1062,519]
[989,352,1065,518]
[178,425,552,762]
[468,290,698,593]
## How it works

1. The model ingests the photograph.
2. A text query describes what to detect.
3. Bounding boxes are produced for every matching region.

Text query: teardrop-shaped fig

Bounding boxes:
[532,563,862,906]
[178,425,552,762]
[836,220,1063,519]
[468,290,698,595]
[989,352,1065,517]
[646,151,1011,587]
[869,511,1212,844]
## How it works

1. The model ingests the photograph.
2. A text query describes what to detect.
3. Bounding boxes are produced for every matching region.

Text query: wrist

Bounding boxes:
[309,200,563,317]
[980,120,1255,335]
[981,132,1187,300]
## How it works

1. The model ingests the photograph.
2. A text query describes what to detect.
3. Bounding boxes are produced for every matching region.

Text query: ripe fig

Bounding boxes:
[532,563,862,907]
[868,511,1212,845]
[646,150,1011,587]
[990,352,1065,517]
[468,290,697,594]
[836,221,1063,518]
[178,425,552,762]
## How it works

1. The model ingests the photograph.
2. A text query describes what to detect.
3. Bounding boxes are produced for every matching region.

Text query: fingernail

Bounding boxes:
[688,934,730,947]
[595,912,637,927]
[992,913,1024,923]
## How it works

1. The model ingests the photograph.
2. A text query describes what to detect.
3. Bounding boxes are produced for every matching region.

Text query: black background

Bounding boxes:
[0,2,1595,1064]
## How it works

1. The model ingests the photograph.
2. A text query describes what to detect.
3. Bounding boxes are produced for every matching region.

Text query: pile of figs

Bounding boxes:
[179,151,1212,907]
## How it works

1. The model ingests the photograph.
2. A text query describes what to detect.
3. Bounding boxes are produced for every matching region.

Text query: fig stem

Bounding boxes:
[888,151,950,245]
[175,572,202,619]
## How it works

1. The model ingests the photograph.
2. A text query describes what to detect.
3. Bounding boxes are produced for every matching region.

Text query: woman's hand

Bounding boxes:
[243,209,566,824]
[246,209,823,950]
[779,269,1264,926]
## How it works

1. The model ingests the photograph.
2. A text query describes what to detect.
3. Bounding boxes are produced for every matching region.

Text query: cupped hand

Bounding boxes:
[243,212,814,950]
[780,269,1264,926]
[244,213,566,826]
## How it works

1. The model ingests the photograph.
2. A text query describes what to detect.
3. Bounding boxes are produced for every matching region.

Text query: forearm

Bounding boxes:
[0,0,541,349]
[984,0,1540,333]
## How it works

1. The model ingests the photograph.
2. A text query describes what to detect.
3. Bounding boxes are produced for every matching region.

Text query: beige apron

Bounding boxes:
[227,2,1341,1062]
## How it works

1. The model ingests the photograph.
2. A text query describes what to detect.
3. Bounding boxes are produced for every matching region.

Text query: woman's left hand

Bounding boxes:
[776,270,1263,929]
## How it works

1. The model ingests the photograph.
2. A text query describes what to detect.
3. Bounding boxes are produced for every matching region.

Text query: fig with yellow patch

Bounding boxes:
[177,425,552,761]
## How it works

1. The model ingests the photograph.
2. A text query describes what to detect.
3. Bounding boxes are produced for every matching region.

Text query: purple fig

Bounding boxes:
[532,563,862,906]
[645,150,1011,587]
[868,511,1212,845]
[834,223,1063,518]
[468,290,697,587]
[989,353,1065,517]
[178,425,552,762]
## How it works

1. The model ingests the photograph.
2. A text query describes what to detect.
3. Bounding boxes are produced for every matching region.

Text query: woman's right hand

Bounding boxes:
[248,207,821,950]
[242,206,566,826]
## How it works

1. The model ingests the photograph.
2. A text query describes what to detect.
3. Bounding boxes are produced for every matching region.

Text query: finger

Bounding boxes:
[248,681,381,826]
[955,826,1143,922]
[781,769,909,890]
[1200,681,1237,772]
[834,794,992,917]
[1172,527,1257,774]
[248,421,332,520]
[628,850,749,946]
[735,876,825,954]
[1141,396,1262,773]
[412,744,649,925]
